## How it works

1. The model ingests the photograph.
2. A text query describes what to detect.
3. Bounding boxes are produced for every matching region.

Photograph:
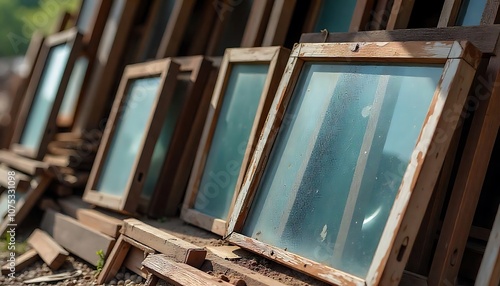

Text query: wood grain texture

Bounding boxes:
[27,229,68,270]
[97,235,131,284]
[299,25,500,55]
[142,254,233,286]
[121,219,206,268]
[438,0,463,27]
[386,0,415,30]
[41,209,115,266]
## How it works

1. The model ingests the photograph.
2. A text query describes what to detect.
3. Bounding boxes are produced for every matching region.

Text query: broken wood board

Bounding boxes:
[121,219,206,268]
[206,245,243,260]
[1,248,39,275]
[27,229,68,270]
[142,254,233,286]
[41,209,115,266]
[0,150,48,176]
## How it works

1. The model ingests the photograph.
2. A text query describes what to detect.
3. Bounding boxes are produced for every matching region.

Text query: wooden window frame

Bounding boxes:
[11,28,83,160]
[302,0,376,33]
[438,0,500,27]
[83,59,180,212]
[135,56,212,215]
[225,41,481,286]
[180,47,289,236]
[388,0,500,30]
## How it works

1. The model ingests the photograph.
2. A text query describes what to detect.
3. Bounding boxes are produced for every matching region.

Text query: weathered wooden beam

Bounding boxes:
[27,229,68,270]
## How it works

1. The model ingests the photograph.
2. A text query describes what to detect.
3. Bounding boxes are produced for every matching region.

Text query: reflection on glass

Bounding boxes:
[76,0,99,33]
[194,64,269,219]
[139,0,176,60]
[96,77,161,196]
[59,57,88,121]
[456,0,487,26]
[142,76,190,198]
[314,0,357,32]
[20,44,71,150]
[243,63,443,278]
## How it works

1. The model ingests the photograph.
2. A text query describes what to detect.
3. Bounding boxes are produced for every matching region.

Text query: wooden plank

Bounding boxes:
[142,254,233,286]
[261,0,296,46]
[122,236,155,278]
[386,0,415,30]
[240,0,274,47]
[57,195,92,218]
[121,219,206,268]
[475,205,500,286]
[299,25,500,56]
[481,0,500,25]
[78,209,123,238]
[97,235,131,284]
[1,249,39,275]
[428,56,500,285]
[27,229,68,270]
[400,271,428,286]
[41,209,115,266]
[438,0,463,27]
[0,150,48,176]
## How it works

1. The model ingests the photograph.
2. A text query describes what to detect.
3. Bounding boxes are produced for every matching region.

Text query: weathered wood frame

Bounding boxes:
[139,56,212,216]
[181,47,290,236]
[388,0,500,29]
[225,41,481,286]
[83,59,179,212]
[11,28,83,160]
[302,0,377,33]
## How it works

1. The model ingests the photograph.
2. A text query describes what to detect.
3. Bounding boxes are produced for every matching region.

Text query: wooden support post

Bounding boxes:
[27,229,68,270]
[121,219,207,268]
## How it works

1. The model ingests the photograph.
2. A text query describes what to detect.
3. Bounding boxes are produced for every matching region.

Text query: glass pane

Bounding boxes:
[139,0,176,60]
[456,0,487,26]
[59,57,88,120]
[194,64,269,219]
[142,76,190,198]
[77,0,99,33]
[20,44,71,150]
[314,0,358,32]
[99,0,126,59]
[243,63,443,278]
[96,77,161,196]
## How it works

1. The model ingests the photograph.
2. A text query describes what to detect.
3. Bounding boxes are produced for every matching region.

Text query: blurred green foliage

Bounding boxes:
[0,0,80,57]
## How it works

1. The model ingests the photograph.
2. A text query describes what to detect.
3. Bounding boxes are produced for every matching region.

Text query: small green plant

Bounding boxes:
[95,249,105,277]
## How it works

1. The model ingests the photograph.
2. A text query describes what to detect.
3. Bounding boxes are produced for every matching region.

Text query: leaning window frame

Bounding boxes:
[83,59,179,212]
[225,41,481,286]
[11,28,83,160]
[180,47,290,236]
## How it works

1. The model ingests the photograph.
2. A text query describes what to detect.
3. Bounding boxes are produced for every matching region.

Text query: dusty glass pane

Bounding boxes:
[96,77,161,196]
[59,57,88,120]
[314,0,357,32]
[456,0,487,26]
[142,76,190,198]
[194,64,269,219]
[77,0,99,33]
[20,44,71,150]
[243,63,443,278]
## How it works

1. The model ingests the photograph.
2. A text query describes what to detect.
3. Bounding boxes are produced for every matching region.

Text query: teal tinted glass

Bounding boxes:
[243,63,443,277]
[59,57,88,120]
[77,0,99,33]
[142,76,190,198]
[96,77,161,196]
[20,44,71,150]
[456,0,487,26]
[314,0,358,32]
[194,64,269,219]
